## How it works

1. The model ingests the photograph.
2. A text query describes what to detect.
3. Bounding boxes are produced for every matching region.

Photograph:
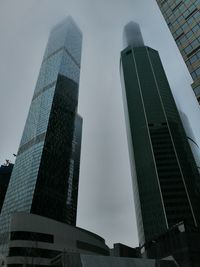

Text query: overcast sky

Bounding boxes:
[0,0,200,248]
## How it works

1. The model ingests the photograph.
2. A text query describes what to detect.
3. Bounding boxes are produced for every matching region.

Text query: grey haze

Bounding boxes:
[0,0,200,248]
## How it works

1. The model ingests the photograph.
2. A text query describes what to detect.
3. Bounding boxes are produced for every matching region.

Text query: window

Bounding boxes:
[188,54,198,64]
[9,247,59,258]
[194,86,200,96]
[10,231,54,243]
[184,44,192,54]
[172,1,183,12]
[185,8,198,20]
[196,66,200,76]
[187,46,200,58]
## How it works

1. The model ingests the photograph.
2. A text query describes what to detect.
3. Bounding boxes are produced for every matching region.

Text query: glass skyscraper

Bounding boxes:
[0,17,83,254]
[156,0,200,102]
[120,22,200,247]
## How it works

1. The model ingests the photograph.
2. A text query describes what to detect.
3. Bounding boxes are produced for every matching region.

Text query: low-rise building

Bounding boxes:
[5,213,109,266]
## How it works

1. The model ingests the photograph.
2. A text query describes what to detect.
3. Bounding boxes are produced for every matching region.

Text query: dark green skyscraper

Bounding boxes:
[120,22,200,247]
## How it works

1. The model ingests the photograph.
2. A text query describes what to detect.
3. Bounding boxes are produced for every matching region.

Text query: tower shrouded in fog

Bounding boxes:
[0,17,83,254]
[120,21,200,246]
[123,21,144,48]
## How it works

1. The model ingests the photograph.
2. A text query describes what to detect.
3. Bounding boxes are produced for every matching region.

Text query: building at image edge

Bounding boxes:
[156,0,200,102]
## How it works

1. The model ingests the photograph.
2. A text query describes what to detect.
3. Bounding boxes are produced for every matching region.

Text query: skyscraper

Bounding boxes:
[0,17,82,254]
[120,22,200,247]
[156,0,200,102]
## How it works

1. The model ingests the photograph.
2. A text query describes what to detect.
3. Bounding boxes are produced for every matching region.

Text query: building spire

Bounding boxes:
[123,21,144,49]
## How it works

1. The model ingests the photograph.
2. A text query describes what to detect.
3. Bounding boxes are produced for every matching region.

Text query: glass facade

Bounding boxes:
[179,111,200,174]
[121,38,200,246]
[156,0,200,102]
[66,114,83,225]
[0,164,13,213]
[0,17,83,255]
